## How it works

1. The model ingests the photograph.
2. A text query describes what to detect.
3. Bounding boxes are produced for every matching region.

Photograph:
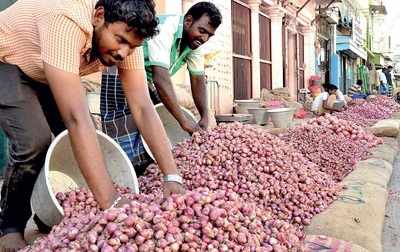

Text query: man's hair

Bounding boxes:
[95,0,159,38]
[356,79,363,86]
[185,2,222,28]
[388,65,393,69]
[323,84,338,92]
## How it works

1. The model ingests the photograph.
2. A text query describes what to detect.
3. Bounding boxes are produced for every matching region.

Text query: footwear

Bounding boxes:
[0,232,27,252]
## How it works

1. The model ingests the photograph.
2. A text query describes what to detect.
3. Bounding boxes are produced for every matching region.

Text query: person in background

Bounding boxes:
[347,79,366,98]
[378,66,388,95]
[323,84,345,113]
[100,2,222,174]
[0,0,184,250]
[384,65,394,95]
[312,84,344,115]
[322,84,347,107]
[310,84,328,115]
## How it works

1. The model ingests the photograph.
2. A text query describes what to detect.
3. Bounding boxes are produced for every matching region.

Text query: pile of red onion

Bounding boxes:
[280,115,381,181]
[368,95,400,112]
[334,95,400,126]
[23,113,386,250]
[23,188,304,251]
[139,122,340,226]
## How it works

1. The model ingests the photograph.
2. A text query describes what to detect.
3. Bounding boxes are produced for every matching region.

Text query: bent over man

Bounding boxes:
[0,0,183,250]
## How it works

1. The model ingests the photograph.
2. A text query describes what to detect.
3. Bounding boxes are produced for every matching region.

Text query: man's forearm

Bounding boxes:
[190,75,208,118]
[44,63,117,210]
[152,67,188,127]
[66,115,117,209]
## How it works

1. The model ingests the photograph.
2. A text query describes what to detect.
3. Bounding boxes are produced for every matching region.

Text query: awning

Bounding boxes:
[336,35,367,60]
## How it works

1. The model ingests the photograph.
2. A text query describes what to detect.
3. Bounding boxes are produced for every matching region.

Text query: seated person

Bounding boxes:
[323,84,346,112]
[323,83,347,107]
[312,84,344,115]
[348,80,366,99]
[311,90,328,115]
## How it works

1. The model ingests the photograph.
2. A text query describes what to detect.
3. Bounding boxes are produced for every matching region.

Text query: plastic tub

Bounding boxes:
[247,108,269,125]
[31,130,139,227]
[266,107,296,128]
[234,100,261,114]
[215,114,254,124]
[141,104,196,161]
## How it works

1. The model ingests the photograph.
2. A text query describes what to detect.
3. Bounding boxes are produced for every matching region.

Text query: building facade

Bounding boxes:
[155,0,316,113]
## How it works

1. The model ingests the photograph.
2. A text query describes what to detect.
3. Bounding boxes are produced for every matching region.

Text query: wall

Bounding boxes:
[281,0,316,98]
[155,0,318,111]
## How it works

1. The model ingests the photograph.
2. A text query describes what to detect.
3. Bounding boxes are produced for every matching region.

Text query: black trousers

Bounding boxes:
[0,63,65,235]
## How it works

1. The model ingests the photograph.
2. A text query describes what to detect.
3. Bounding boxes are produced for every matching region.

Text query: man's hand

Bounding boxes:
[180,118,201,134]
[198,116,209,130]
[163,181,185,197]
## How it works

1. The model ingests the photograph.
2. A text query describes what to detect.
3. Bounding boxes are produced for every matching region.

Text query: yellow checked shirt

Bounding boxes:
[0,0,144,84]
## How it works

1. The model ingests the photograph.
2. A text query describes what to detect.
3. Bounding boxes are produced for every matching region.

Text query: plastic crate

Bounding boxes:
[351,93,367,99]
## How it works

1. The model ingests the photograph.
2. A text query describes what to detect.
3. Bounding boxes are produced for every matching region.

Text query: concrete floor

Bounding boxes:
[383,155,400,251]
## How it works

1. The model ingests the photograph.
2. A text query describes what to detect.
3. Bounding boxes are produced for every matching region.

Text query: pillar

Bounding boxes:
[268,7,284,89]
[329,24,340,87]
[248,0,261,98]
[300,25,316,86]
[161,0,182,14]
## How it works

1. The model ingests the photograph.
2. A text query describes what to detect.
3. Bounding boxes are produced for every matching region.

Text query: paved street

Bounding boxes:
[383,154,400,251]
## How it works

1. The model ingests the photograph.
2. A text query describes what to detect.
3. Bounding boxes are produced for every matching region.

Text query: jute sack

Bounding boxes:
[370,119,400,137]
[369,143,398,164]
[344,158,393,189]
[391,111,400,120]
[305,178,388,252]
[304,235,369,252]
[286,101,303,110]
[265,127,288,136]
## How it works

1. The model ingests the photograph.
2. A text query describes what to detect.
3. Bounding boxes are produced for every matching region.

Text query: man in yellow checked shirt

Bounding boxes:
[0,0,184,250]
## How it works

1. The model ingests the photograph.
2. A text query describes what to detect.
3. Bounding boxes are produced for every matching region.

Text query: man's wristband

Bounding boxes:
[163,174,183,184]
[106,195,122,211]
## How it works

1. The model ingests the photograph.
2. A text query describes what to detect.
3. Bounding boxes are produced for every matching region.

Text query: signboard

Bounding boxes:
[352,15,364,47]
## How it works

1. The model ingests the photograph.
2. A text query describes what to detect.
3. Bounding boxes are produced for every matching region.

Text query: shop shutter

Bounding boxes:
[232,0,252,99]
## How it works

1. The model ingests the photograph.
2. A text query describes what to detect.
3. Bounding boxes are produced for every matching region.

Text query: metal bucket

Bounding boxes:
[141,104,196,161]
[31,130,139,227]
[267,108,296,129]
[248,108,269,125]
[234,100,261,114]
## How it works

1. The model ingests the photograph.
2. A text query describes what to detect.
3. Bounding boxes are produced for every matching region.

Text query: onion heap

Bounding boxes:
[280,115,381,181]
[23,188,304,251]
[139,123,340,226]
[334,95,400,126]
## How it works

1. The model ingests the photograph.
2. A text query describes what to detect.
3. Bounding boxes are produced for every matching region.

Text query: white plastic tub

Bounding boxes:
[31,130,139,227]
